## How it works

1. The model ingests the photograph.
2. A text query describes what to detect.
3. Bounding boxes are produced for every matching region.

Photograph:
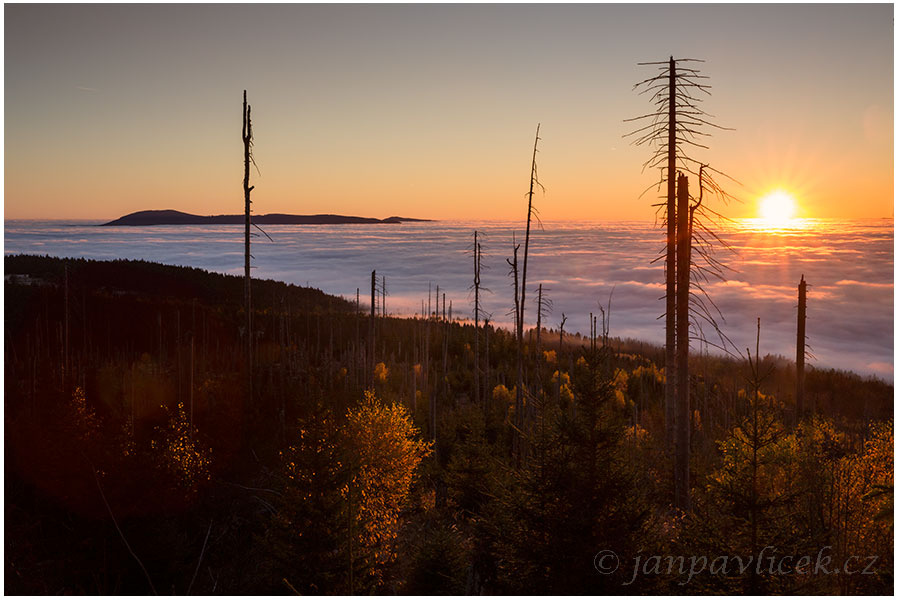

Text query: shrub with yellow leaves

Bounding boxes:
[68,386,100,442]
[343,389,432,581]
[492,384,515,407]
[150,402,212,491]
[273,389,433,592]
[624,423,650,445]
[631,363,664,385]
[550,371,574,404]
[612,369,630,407]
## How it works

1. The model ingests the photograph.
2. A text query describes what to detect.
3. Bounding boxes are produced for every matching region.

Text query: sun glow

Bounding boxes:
[758,191,797,226]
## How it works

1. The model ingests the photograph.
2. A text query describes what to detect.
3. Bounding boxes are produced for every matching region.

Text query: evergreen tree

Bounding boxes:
[479,343,650,594]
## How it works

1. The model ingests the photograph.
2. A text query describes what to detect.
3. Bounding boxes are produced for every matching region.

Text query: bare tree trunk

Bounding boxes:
[484,318,490,413]
[520,124,540,341]
[177,309,182,404]
[559,314,566,354]
[795,275,807,424]
[427,309,434,442]
[749,318,761,595]
[675,172,690,511]
[242,90,254,406]
[557,314,566,406]
[442,307,449,398]
[508,243,522,463]
[64,263,69,393]
[516,124,540,462]
[536,284,543,360]
[590,312,596,351]
[665,58,677,451]
[190,333,195,426]
[630,57,735,471]
[589,313,599,352]
[370,270,376,381]
[473,231,481,406]
[532,284,546,427]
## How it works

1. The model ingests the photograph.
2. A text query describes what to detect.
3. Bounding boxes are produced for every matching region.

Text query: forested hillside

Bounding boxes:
[5,255,892,594]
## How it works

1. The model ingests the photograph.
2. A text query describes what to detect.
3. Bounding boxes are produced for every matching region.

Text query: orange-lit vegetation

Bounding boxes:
[150,402,212,491]
[268,389,430,593]
[5,255,892,594]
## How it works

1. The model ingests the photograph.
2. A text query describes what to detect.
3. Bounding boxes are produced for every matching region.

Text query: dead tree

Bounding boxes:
[483,317,491,414]
[532,283,552,427]
[442,299,449,398]
[370,270,376,379]
[628,59,685,444]
[472,230,482,405]
[507,241,522,460]
[519,124,543,342]
[356,288,361,385]
[675,172,690,510]
[627,58,738,511]
[558,313,567,357]
[242,90,255,403]
[796,274,807,420]
[64,263,69,392]
[535,283,552,362]
[557,313,567,406]
[514,125,543,463]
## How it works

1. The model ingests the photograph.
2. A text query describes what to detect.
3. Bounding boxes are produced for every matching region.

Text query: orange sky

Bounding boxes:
[4,4,893,221]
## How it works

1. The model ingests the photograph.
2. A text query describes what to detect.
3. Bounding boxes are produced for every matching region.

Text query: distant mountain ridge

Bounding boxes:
[102,209,431,226]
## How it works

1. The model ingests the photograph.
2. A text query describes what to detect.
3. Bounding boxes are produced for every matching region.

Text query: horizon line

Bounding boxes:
[4,215,895,222]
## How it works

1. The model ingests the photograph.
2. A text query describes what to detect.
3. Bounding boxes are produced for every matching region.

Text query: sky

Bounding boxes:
[4,3,894,221]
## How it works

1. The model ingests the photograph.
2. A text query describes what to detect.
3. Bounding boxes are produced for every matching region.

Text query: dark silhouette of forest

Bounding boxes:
[4,254,892,594]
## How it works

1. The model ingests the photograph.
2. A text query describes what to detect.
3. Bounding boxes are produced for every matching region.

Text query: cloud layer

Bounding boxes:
[6,218,892,379]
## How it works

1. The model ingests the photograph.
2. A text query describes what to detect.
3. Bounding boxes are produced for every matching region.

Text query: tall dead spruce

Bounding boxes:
[506,239,521,458]
[796,275,808,421]
[626,58,737,511]
[513,124,544,464]
[470,231,491,411]
[242,90,255,404]
[370,270,376,379]
[472,231,483,406]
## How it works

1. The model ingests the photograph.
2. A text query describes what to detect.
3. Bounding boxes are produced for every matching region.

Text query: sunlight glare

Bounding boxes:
[758,191,797,226]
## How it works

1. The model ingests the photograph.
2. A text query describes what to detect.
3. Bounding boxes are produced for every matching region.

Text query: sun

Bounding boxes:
[758,190,797,226]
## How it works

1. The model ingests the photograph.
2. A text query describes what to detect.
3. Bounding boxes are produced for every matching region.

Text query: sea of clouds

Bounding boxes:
[5,218,892,379]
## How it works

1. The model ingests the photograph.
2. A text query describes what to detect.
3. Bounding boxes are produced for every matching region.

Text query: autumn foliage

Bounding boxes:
[5,256,892,594]
[269,389,430,593]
